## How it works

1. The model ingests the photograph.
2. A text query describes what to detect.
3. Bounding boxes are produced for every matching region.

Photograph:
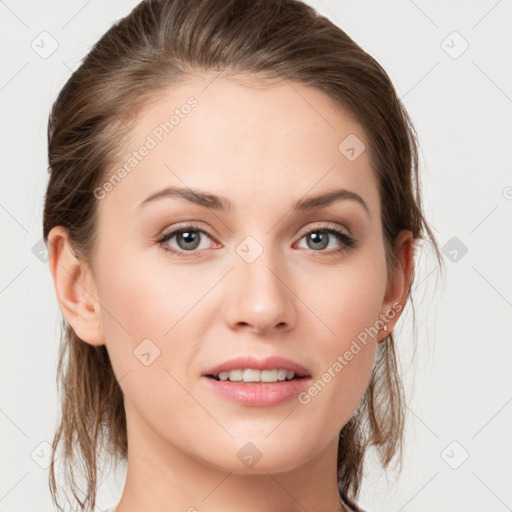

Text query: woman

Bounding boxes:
[43,1,443,511]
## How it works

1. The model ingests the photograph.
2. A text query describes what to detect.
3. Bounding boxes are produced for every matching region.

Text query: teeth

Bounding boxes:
[260,369,277,382]
[215,368,298,383]
[244,369,261,382]
[277,369,287,381]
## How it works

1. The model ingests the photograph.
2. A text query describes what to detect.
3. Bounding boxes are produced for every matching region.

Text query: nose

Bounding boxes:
[223,248,297,335]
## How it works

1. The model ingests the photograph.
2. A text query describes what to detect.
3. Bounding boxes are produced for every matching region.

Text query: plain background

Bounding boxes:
[0,1,511,511]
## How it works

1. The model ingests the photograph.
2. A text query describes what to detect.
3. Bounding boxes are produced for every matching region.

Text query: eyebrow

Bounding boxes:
[137,186,370,215]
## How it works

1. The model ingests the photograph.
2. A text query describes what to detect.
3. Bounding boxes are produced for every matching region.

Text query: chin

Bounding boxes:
[197,436,323,476]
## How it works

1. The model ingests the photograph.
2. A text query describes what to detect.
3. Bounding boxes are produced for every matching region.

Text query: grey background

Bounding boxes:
[1,1,511,511]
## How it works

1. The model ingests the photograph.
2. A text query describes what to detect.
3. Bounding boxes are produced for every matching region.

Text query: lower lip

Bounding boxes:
[202,376,311,407]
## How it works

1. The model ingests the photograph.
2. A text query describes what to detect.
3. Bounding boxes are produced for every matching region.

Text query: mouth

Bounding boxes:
[206,368,309,383]
[202,355,311,382]
[201,355,311,406]
[202,366,311,407]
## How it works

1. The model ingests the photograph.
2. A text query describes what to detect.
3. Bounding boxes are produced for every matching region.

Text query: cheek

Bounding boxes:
[96,245,201,339]
[93,248,180,378]
[293,248,387,430]
[296,247,387,345]
[95,245,221,389]
[94,251,205,423]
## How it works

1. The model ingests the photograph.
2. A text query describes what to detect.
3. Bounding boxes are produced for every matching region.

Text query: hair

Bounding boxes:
[43,1,444,511]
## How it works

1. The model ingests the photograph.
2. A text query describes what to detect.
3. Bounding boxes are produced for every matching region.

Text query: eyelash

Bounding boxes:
[156,223,358,258]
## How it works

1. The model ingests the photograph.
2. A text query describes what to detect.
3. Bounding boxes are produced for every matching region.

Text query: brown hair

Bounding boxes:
[43,1,443,510]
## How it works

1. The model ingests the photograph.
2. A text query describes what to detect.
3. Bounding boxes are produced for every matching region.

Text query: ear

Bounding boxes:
[377,230,415,343]
[47,226,105,346]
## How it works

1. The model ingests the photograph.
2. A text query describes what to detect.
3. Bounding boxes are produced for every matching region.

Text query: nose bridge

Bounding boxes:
[223,234,296,333]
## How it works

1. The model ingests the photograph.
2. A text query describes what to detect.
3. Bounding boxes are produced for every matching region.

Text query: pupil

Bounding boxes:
[178,231,200,250]
[308,232,328,250]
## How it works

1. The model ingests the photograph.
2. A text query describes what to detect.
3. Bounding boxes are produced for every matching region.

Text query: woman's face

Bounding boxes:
[59,74,410,476]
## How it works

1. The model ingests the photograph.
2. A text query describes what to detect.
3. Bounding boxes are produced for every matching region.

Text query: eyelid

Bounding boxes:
[295,221,352,239]
[158,222,215,239]
[158,221,351,242]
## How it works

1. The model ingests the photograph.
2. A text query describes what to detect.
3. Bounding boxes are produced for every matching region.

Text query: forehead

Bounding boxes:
[98,74,379,217]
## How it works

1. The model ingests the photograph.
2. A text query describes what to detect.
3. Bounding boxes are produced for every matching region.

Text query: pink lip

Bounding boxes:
[202,355,310,378]
[201,355,311,407]
[202,377,311,407]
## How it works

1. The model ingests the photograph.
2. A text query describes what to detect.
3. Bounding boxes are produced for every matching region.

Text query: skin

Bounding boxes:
[48,74,414,512]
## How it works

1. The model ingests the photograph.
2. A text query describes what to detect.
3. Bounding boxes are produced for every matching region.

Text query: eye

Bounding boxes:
[295,225,357,256]
[156,224,217,257]
[156,223,357,258]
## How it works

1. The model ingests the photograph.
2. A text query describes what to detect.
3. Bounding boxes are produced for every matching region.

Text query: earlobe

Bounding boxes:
[378,230,415,342]
[47,226,105,346]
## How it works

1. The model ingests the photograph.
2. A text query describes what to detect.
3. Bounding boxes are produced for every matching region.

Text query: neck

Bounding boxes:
[114,405,348,512]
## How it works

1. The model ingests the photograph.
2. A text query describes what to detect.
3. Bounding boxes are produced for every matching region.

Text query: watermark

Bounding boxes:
[93,96,198,200]
[30,440,58,469]
[237,442,262,468]
[440,440,469,469]
[235,236,264,264]
[297,302,402,405]
[338,133,366,161]
[442,236,468,263]
[440,31,469,60]
[133,338,161,366]
[31,31,59,59]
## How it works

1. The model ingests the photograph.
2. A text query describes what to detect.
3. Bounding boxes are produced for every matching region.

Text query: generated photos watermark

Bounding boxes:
[297,301,402,405]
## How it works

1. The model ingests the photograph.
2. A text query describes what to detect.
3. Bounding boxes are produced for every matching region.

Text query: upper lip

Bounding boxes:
[203,355,311,378]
